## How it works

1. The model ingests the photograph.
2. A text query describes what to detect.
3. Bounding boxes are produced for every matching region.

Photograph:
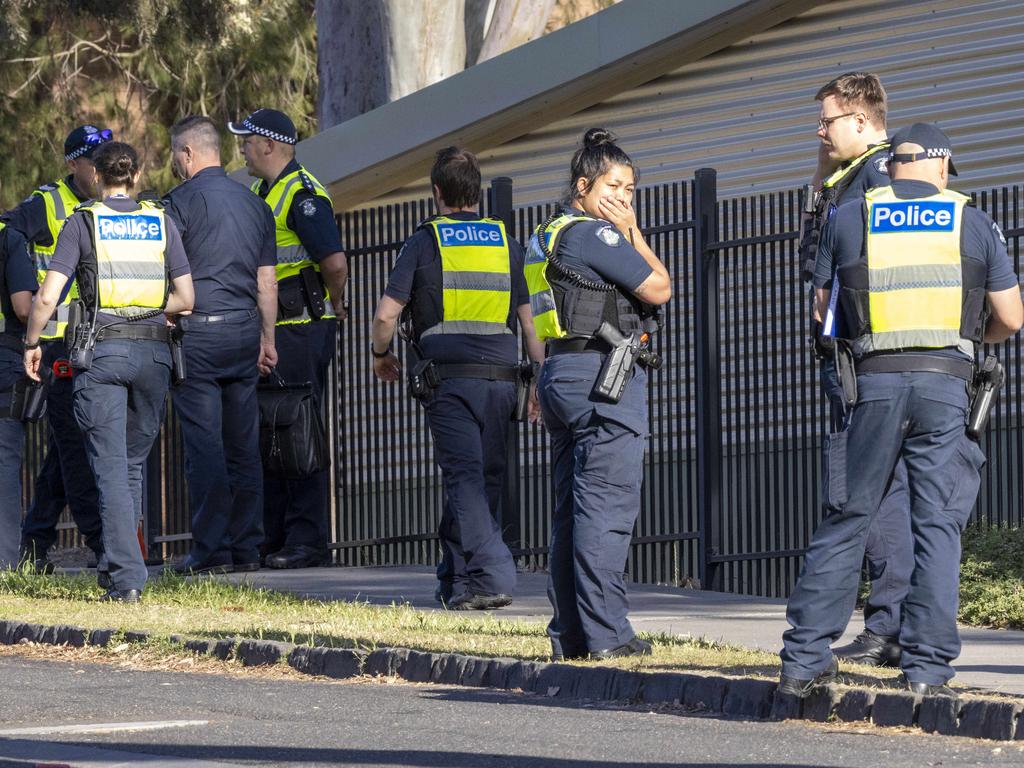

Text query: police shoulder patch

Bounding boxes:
[596,225,621,247]
[992,220,1007,246]
[875,157,889,175]
[300,198,317,217]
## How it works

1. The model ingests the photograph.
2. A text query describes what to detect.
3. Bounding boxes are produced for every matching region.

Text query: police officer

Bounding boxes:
[23,141,195,601]
[3,125,109,574]
[371,147,545,610]
[163,115,278,575]
[229,109,348,569]
[780,124,1022,696]
[0,224,35,569]
[527,129,671,659]
[800,73,910,668]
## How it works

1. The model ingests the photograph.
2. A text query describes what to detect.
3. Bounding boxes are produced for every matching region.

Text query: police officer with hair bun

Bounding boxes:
[780,123,1023,698]
[23,141,195,602]
[527,128,671,659]
[0,223,35,569]
[3,125,110,575]
[230,108,348,569]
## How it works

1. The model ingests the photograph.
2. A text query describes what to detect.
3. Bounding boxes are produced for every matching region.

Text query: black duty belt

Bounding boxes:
[546,337,609,356]
[188,308,258,324]
[0,334,22,352]
[96,324,170,343]
[435,363,519,382]
[856,354,974,381]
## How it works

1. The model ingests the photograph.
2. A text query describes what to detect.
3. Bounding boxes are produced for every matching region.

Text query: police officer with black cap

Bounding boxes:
[372,147,545,610]
[163,115,278,575]
[2,125,109,574]
[0,223,36,569]
[800,73,911,668]
[780,123,1022,698]
[229,108,348,569]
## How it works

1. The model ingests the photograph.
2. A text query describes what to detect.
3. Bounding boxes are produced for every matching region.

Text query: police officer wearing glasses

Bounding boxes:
[230,109,348,569]
[23,142,195,602]
[780,124,1023,698]
[800,73,912,669]
[0,224,35,569]
[3,125,110,576]
[163,115,278,576]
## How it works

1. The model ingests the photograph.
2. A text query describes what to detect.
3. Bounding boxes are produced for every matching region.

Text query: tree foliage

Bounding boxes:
[0,0,317,208]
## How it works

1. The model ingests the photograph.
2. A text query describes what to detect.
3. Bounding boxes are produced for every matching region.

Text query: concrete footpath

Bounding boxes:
[222,565,1024,697]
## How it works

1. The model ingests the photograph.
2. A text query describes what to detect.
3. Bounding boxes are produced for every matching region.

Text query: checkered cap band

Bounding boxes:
[64,145,92,161]
[242,117,296,145]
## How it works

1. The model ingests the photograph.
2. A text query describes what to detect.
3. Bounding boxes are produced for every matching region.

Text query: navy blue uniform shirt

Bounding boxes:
[554,206,653,291]
[815,179,1018,358]
[49,196,191,327]
[0,175,89,249]
[385,212,529,366]
[163,167,276,314]
[831,145,890,206]
[254,159,344,260]
[1,226,36,337]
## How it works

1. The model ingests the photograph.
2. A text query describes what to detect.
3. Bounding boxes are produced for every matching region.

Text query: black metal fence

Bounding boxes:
[31,172,1024,597]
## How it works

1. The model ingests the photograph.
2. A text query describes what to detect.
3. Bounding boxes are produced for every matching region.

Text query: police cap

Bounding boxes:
[64,125,113,161]
[227,108,297,145]
[889,123,959,176]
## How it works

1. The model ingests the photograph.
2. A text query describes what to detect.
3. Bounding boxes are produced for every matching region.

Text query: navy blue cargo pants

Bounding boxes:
[538,353,648,656]
[0,345,25,568]
[424,377,517,601]
[172,311,264,567]
[783,371,984,685]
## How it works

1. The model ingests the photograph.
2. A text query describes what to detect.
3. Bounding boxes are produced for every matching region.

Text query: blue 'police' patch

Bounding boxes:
[436,221,504,248]
[96,214,164,241]
[869,201,955,233]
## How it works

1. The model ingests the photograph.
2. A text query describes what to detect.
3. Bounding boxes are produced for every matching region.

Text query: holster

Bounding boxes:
[10,371,49,423]
[300,266,327,321]
[277,269,328,322]
[65,299,97,371]
[513,361,535,422]
[407,358,440,403]
[833,340,857,407]
[170,319,187,386]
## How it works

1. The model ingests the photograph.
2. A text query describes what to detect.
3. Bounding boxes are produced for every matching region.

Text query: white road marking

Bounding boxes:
[0,719,209,736]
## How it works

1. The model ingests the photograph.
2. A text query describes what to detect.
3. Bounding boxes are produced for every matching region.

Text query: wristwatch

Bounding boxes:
[22,337,40,351]
[371,344,391,359]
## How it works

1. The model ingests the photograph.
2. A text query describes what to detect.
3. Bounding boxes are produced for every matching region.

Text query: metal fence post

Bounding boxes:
[693,168,723,591]
[143,441,163,564]
[488,176,522,553]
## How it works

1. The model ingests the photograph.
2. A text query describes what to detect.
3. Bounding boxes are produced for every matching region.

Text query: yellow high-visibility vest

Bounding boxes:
[420,216,512,338]
[32,179,83,339]
[81,201,169,317]
[524,213,595,341]
[253,167,336,325]
[845,185,974,355]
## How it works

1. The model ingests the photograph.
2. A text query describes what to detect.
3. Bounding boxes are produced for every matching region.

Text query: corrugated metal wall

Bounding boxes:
[365,0,1024,208]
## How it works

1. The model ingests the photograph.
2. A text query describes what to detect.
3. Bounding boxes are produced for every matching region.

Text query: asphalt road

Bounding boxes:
[0,654,1022,768]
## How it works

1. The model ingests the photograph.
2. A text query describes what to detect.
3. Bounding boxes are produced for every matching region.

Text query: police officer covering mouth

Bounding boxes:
[2,125,110,575]
[527,128,671,660]
[371,147,545,610]
[23,141,195,602]
[779,124,1023,697]
[163,115,279,575]
[231,108,349,569]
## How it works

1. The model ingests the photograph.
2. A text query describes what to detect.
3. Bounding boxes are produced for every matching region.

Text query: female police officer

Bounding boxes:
[526,129,671,660]
[23,141,194,602]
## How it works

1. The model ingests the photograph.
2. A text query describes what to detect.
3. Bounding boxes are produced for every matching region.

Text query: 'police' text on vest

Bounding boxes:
[870,201,955,233]
[436,222,504,248]
[97,215,164,241]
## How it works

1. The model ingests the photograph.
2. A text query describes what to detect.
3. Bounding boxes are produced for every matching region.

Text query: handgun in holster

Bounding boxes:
[65,299,97,371]
[967,355,1004,441]
[9,370,50,422]
[833,339,857,407]
[592,321,663,404]
[170,318,187,386]
[513,361,535,422]
[407,358,440,403]
[299,266,327,321]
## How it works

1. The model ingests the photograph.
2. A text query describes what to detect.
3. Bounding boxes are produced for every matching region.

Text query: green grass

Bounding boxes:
[960,524,1024,630]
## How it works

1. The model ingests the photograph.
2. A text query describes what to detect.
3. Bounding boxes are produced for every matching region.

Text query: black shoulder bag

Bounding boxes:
[257,371,328,478]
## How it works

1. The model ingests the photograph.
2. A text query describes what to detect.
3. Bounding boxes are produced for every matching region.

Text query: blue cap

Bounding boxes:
[64,125,113,161]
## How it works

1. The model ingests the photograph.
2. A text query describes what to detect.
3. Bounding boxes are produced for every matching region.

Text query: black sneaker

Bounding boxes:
[98,588,141,604]
[833,630,902,667]
[446,592,512,611]
[899,674,958,698]
[777,656,839,698]
[589,636,653,660]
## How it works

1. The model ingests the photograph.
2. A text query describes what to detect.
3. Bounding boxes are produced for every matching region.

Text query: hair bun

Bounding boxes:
[114,155,133,173]
[583,128,616,149]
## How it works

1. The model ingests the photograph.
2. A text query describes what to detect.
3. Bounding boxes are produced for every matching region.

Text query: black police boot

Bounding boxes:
[265,546,330,570]
[446,592,512,611]
[899,674,958,698]
[589,636,653,660]
[98,588,141,604]
[97,570,112,590]
[777,656,839,698]
[833,630,901,667]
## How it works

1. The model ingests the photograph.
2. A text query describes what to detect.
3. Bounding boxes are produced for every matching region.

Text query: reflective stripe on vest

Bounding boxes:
[822,143,890,195]
[254,167,337,325]
[854,185,971,355]
[85,202,169,317]
[33,180,83,339]
[524,213,595,341]
[420,217,512,338]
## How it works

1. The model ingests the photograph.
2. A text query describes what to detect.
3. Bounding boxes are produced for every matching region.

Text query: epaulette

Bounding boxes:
[34,183,57,194]
[297,170,318,195]
[415,215,440,231]
[72,199,96,213]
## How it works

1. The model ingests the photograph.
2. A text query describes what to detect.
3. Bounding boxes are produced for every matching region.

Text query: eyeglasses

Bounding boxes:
[817,112,859,132]
[84,128,113,146]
